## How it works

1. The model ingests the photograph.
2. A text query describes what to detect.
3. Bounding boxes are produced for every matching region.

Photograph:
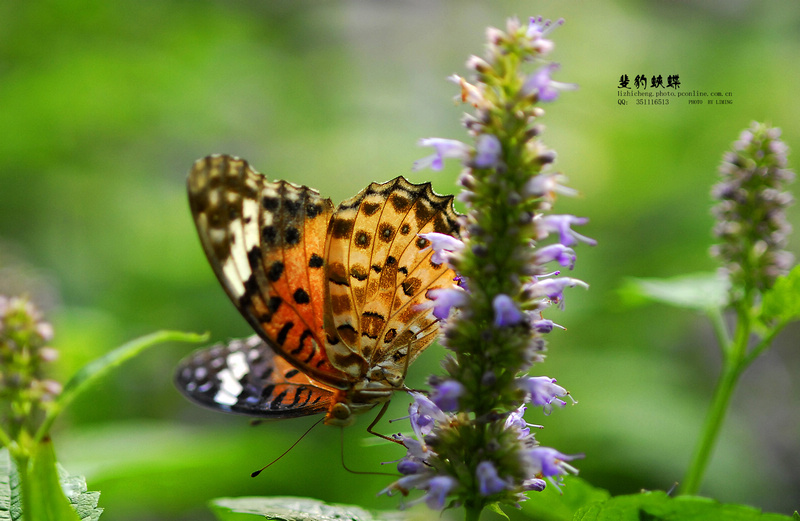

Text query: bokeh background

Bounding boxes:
[1,0,799,519]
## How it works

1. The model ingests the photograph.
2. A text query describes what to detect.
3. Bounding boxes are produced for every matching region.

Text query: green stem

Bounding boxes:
[680,306,750,495]
[464,503,483,521]
[11,453,34,521]
[679,361,741,495]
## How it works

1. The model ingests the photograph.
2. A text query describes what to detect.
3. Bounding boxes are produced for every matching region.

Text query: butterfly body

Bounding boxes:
[176,155,460,426]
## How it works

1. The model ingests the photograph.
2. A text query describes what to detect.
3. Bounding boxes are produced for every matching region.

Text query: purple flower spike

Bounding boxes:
[517,376,568,413]
[537,214,596,247]
[493,294,524,327]
[474,134,503,168]
[425,287,468,319]
[431,379,465,411]
[477,461,510,496]
[414,138,472,171]
[418,232,465,265]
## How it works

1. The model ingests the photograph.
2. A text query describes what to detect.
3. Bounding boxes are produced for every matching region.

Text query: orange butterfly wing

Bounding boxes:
[187,155,349,388]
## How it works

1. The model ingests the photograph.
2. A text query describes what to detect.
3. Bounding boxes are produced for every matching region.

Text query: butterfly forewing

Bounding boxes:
[187,155,349,388]
[175,335,334,417]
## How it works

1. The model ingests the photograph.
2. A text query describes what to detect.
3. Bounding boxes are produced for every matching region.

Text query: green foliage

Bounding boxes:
[620,273,728,312]
[1,445,101,521]
[519,477,611,521]
[0,330,205,521]
[574,491,793,521]
[40,330,208,439]
[760,265,800,325]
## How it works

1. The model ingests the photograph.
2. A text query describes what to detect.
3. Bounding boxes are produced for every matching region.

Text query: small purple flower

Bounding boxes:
[474,134,503,169]
[477,461,510,496]
[526,16,563,42]
[448,74,488,109]
[397,457,428,475]
[399,436,431,462]
[493,294,524,327]
[534,244,577,269]
[523,173,578,199]
[381,472,431,499]
[418,232,465,265]
[504,406,532,439]
[537,214,596,247]
[431,379,465,412]
[413,138,472,171]
[523,277,588,309]
[522,478,547,492]
[530,318,565,334]
[522,64,578,103]
[409,392,447,438]
[425,287,468,319]
[423,476,459,509]
[517,376,568,414]
[524,447,582,480]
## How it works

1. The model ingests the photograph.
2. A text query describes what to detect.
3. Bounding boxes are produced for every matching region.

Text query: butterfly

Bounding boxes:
[175,155,460,433]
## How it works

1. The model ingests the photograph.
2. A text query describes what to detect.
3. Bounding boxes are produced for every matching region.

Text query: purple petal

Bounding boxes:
[424,476,458,509]
[493,294,524,327]
[473,134,502,168]
[477,461,509,496]
[431,380,465,411]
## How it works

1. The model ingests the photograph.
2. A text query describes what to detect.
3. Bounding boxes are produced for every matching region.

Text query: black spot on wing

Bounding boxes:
[309,253,324,268]
[268,261,284,282]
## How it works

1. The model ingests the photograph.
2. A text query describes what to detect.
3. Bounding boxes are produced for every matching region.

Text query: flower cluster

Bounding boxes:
[0,296,60,444]
[710,122,794,302]
[382,17,591,515]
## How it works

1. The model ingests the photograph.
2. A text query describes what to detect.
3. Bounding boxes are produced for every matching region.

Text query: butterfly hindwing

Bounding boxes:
[174,335,335,418]
[324,177,461,380]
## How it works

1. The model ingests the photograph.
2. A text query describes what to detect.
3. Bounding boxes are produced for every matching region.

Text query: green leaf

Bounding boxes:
[520,476,610,521]
[58,463,103,521]
[36,330,208,441]
[210,497,405,521]
[574,491,793,521]
[2,444,102,521]
[486,502,510,520]
[620,273,728,311]
[0,448,21,521]
[25,439,82,521]
[760,265,800,323]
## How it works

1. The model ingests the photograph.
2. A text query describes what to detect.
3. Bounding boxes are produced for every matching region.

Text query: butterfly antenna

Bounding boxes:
[338,425,399,477]
[251,416,325,477]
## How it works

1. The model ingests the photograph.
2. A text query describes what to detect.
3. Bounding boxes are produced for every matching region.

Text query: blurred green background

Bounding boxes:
[1,0,799,519]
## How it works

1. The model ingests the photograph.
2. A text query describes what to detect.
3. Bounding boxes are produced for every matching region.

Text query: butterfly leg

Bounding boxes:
[366,400,404,445]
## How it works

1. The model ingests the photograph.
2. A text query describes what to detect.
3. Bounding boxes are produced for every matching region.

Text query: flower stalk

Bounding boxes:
[680,122,794,495]
[0,295,62,518]
[382,17,592,517]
